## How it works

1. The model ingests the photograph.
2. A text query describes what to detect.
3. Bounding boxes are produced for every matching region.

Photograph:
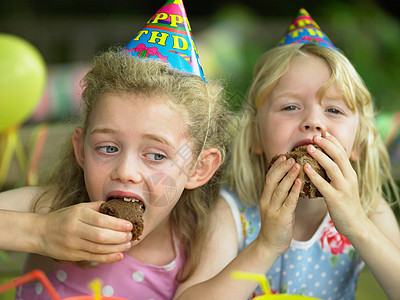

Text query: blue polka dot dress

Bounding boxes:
[221,186,364,300]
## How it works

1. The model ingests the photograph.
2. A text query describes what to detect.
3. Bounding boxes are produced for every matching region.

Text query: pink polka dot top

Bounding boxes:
[15,248,185,300]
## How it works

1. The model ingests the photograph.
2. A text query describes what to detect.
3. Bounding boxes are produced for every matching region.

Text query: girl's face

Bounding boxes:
[76,94,194,242]
[255,53,359,164]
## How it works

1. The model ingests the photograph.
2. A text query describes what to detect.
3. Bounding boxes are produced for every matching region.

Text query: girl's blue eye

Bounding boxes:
[283,105,298,111]
[146,153,166,161]
[327,108,341,114]
[98,145,119,154]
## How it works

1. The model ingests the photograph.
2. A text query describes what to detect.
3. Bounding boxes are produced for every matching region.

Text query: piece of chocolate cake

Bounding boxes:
[99,199,144,241]
[268,145,329,198]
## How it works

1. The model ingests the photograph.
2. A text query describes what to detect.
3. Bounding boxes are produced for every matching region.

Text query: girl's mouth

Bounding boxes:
[107,196,145,211]
[291,139,314,151]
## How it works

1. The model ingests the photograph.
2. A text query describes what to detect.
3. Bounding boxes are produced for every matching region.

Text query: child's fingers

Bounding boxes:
[77,207,134,245]
[86,252,125,263]
[39,206,133,262]
[311,134,355,181]
[321,131,344,150]
[304,162,334,196]
[313,133,345,160]
[68,204,134,251]
[267,155,287,173]
[261,157,295,208]
[306,145,341,183]
[74,250,125,264]
[77,235,132,255]
[84,202,133,233]
[281,178,302,214]
[54,222,133,261]
[269,162,301,210]
[79,221,133,245]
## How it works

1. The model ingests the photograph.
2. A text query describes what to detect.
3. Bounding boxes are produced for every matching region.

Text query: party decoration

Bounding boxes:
[0,123,49,190]
[231,271,320,299]
[0,127,26,189]
[277,8,337,51]
[0,34,47,132]
[124,0,206,82]
[30,63,87,123]
[0,269,128,300]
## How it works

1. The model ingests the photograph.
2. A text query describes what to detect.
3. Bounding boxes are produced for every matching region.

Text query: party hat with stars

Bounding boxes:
[124,0,206,82]
[277,8,337,51]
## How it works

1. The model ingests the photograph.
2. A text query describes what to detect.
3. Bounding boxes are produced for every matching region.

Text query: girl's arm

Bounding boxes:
[0,186,40,212]
[0,186,43,252]
[306,132,400,300]
[174,156,301,300]
[349,199,400,300]
[0,186,134,263]
[174,196,271,300]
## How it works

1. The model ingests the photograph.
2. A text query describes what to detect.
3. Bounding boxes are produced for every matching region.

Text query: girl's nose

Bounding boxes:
[300,108,325,132]
[303,121,323,131]
[111,154,143,183]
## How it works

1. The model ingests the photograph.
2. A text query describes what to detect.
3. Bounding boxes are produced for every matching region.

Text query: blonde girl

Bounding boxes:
[224,42,400,299]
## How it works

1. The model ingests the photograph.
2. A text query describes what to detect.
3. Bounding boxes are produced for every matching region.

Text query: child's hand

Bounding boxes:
[257,156,302,254]
[304,132,367,238]
[35,201,133,263]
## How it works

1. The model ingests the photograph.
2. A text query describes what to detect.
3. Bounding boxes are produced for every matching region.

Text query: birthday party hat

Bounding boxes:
[277,8,337,51]
[125,0,206,82]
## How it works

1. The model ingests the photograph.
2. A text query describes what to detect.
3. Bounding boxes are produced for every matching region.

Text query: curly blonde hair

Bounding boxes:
[231,43,399,214]
[35,48,232,281]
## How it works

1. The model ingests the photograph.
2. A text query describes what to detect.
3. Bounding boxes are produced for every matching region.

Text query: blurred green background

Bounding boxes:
[0,0,399,299]
[1,0,400,114]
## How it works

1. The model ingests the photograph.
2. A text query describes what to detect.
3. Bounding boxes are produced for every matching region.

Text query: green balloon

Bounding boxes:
[0,34,46,132]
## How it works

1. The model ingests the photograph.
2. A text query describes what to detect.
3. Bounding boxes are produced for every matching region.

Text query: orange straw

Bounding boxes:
[0,269,61,300]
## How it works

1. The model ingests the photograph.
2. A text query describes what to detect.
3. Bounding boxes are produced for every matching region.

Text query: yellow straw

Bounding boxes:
[0,129,17,189]
[88,279,102,300]
[231,271,271,295]
[0,127,28,189]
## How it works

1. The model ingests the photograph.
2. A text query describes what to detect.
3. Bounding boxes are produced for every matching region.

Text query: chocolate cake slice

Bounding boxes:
[268,145,329,198]
[100,199,144,241]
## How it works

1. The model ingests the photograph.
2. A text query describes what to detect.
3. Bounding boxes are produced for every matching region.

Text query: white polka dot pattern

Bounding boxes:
[132,270,145,282]
[56,270,67,282]
[34,282,43,295]
[102,285,114,296]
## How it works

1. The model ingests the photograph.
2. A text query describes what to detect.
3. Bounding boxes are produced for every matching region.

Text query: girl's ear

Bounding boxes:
[185,148,222,189]
[251,123,264,154]
[350,151,358,161]
[252,139,264,154]
[350,145,359,161]
[72,127,85,168]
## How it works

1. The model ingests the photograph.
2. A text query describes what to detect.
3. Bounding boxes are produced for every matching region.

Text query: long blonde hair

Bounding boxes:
[35,48,232,281]
[231,43,399,213]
